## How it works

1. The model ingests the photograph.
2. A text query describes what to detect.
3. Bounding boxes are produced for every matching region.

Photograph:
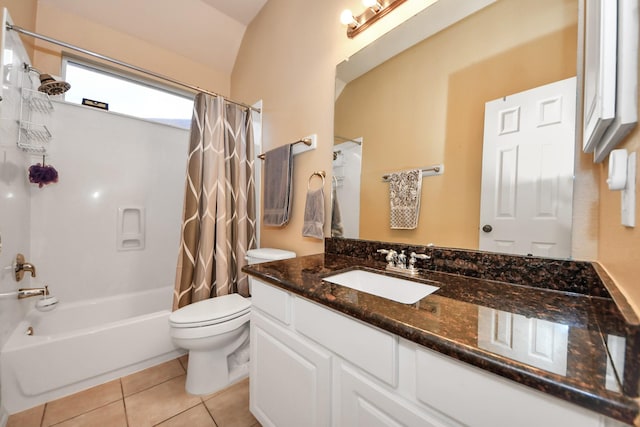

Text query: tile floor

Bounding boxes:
[7,355,261,427]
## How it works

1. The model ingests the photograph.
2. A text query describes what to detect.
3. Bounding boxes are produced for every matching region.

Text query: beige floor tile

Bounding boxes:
[42,379,122,427]
[7,404,44,427]
[204,379,258,427]
[125,374,201,427]
[122,359,186,396]
[154,403,217,427]
[54,400,127,427]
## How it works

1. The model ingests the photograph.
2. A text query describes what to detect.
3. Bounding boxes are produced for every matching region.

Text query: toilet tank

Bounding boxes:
[246,248,296,265]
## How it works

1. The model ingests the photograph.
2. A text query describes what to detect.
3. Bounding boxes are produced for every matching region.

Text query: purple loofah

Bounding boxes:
[28,163,59,188]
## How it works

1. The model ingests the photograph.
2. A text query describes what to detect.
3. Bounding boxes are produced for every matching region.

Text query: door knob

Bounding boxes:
[482,225,493,233]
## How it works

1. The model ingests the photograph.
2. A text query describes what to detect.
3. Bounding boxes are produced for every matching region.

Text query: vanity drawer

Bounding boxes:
[293,296,398,387]
[414,346,603,427]
[250,279,291,325]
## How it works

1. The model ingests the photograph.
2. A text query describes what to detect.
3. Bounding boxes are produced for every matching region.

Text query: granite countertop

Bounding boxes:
[243,250,640,426]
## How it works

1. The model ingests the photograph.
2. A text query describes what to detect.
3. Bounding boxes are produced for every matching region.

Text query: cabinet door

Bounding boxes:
[250,311,332,427]
[338,363,458,427]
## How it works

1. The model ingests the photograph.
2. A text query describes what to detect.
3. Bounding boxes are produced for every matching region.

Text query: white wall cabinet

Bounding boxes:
[249,278,626,427]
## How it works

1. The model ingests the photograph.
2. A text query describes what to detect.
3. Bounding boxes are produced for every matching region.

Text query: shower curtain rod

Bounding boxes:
[5,23,261,113]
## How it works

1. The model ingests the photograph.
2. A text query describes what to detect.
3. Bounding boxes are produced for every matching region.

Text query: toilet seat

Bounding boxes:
[169,294,251,328]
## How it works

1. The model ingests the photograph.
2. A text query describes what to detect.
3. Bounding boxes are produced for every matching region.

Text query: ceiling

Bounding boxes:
[37,0,268,75]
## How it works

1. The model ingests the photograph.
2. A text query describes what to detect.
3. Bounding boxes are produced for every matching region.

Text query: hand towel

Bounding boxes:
[389,169,422,229]
[302,187,325,239]
[263,144,293,226]
[331,182,344,237]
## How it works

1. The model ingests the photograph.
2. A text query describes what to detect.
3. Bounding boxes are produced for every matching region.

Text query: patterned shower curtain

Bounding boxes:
[173,93,257,310]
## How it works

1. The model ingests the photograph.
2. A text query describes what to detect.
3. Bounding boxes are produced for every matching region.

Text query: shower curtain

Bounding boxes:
[173,93,256,310]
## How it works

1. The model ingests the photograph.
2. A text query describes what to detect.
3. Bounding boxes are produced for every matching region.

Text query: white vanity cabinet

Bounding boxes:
[250,304,332,427]
[337,361,455,427]
[249,278,626,427]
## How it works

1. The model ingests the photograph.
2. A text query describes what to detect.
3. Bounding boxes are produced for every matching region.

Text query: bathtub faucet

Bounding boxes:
[15,253,36,281]
[17,286,49,299]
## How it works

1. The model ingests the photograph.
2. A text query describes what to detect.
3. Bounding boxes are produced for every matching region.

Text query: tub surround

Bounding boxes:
[1,286,183,414]
[243,238,640,426]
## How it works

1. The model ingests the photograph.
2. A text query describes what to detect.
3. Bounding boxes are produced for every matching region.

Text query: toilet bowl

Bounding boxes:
[169,247,295,395]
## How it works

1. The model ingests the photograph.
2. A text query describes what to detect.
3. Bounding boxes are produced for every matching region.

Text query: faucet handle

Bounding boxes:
[410,252,430,260]
[407,252,429,273]
[377,249,397,256]
[15,253,36,282]
[377,249,397,267]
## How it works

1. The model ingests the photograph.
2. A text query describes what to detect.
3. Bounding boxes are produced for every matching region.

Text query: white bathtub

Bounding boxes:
[0,286,185,414]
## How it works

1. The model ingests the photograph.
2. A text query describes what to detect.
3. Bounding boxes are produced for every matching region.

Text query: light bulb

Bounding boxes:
[362,0,382,11]
[340,9,357,27]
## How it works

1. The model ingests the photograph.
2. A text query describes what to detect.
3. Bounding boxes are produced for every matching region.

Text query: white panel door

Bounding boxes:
[250,311,332,427]
[479,77,576,258]
[477,307,569,376]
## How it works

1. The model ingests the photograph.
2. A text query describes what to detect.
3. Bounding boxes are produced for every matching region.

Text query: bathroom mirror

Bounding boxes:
[333,0,582,258]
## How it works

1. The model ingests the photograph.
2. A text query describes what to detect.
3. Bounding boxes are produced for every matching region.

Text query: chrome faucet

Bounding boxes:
[15,253,36,281]
[18,285,49,299]
[377,248,430,276]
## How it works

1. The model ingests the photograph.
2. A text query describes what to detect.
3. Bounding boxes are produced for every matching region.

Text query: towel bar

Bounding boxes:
[382,164,444,181]
[258,138,312,160]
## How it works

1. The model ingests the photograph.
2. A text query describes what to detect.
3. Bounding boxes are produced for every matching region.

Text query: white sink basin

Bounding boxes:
[323,269,439,304]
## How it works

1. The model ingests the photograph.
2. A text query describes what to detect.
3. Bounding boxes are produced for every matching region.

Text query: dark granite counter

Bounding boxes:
[243,239,640,426]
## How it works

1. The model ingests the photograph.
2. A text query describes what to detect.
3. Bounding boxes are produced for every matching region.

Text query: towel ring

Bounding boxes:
[308,170,326,189]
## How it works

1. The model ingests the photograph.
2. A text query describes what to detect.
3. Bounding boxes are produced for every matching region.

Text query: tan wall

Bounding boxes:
[336,0,578,248]
[0,0,37,58]
[231,0,438,255]
[598,110,640,314]
[30,2,230,95]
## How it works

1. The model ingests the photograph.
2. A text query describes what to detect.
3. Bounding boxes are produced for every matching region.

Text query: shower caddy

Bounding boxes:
[17,86,53,153]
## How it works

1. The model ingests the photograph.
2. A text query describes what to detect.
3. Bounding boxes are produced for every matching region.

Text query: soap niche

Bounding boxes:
[117,207,145,251]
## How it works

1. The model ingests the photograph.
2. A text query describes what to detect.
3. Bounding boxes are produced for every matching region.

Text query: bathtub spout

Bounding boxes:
[17,286,49,299]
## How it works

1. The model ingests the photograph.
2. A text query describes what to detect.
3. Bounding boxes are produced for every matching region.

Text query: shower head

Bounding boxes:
[23,63,71,96]
[37,74,71,96]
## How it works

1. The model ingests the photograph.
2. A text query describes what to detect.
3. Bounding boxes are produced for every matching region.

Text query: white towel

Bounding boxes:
[389,169,422,229]
[302,187,325,239]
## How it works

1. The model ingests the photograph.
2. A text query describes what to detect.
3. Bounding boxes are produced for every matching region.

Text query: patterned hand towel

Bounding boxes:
[389,169,422,229]
[302,187,325,239]
[263,144,293,226]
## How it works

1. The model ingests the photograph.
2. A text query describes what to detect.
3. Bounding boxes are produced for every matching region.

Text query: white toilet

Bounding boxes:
[169,248,295,395]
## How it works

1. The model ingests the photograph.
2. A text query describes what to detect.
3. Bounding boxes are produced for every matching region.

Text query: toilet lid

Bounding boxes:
[169,294,251,328]
[246,248,296,261]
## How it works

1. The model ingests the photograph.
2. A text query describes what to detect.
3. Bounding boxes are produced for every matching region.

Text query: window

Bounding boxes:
[62,58,194,129]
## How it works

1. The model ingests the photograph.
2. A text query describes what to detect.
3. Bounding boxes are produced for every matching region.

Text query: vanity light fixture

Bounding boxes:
[340,0,407,38]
